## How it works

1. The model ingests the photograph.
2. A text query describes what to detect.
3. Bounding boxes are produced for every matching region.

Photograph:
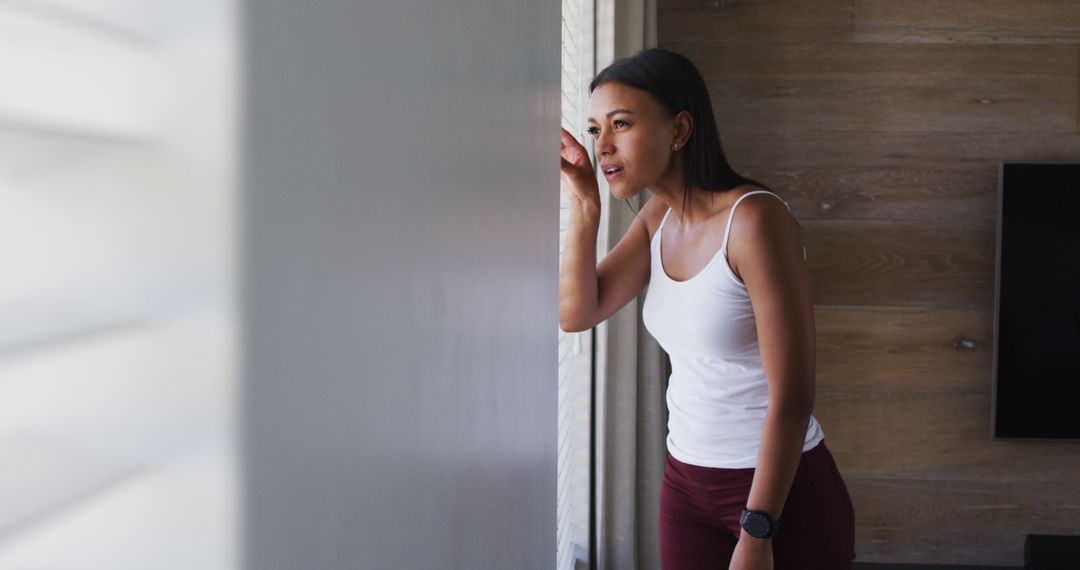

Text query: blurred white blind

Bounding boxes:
[557,0,594,568]
[0,1,237,569]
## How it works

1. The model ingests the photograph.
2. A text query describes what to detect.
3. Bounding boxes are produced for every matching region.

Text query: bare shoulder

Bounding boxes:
[727,187,801,281]
[726,186,795,240]
[732,187,792,219]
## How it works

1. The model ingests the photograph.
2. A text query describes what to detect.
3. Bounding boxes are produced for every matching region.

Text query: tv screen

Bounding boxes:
[992,161,1080,440]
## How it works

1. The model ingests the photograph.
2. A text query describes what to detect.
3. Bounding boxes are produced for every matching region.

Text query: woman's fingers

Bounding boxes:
[560,127,578,148]
[560,128,587,156]
[562,146,585,168]
[560,129,589,168]
[559,128,601,205]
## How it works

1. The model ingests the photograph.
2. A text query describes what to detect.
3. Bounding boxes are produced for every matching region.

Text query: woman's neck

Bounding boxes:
[650,181,737,230]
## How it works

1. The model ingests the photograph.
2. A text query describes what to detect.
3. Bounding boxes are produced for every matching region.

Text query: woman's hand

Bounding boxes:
[728,534,773,570]
[560,127,600,209]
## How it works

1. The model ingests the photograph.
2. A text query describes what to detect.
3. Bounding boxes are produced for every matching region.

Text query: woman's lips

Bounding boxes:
[603,167,624,181]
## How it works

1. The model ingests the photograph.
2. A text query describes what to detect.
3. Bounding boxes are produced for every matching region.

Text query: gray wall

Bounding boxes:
[240,1,560,568]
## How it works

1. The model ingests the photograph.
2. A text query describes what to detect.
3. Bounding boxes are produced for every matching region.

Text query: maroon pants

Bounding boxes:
[660,440,856,569]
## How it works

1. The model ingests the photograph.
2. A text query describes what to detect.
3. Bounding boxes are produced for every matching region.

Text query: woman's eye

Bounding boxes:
[586,121,628,137]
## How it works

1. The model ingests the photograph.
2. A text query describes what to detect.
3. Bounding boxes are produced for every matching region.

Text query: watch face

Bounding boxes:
[743,512,771,537]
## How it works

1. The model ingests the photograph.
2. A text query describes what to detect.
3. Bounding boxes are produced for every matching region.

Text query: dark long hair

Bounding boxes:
[589,47,777,222]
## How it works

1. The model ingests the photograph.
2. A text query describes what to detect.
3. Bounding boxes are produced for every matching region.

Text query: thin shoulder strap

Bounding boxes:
[720,190,791,254]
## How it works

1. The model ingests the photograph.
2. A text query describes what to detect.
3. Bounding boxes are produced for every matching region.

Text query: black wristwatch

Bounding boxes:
[740,508,782,539]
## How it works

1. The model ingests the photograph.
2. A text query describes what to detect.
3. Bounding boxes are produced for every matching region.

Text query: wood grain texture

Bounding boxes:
[845,477,1080,564]
[855,0,1080,44]
[725,131,1080,221]
[815,305,993,394]
[658,0,853,43]
[661,42,1079,133]
[802,219,997,308]
[815,392,1080,482]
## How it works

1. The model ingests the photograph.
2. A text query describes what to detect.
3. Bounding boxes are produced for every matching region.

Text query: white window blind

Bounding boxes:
[0,2,237,568]
[557,0,594,568]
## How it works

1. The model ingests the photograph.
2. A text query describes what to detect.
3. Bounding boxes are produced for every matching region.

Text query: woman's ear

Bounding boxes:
[674,110,693,147]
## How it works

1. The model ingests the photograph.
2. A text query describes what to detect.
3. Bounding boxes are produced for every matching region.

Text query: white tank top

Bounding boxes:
[642,190,825,468]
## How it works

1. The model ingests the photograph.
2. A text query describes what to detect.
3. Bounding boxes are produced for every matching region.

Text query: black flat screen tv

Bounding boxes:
[992,161,1080,440]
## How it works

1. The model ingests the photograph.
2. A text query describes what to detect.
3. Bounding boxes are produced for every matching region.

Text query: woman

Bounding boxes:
[558,48,856,570]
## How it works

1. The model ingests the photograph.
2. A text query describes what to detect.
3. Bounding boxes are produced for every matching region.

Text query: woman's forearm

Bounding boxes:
[558,198,601,331]
[742,397,814,542]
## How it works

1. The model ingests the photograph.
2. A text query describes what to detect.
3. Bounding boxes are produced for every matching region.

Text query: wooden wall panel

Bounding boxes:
[657,0,1080,564]
[815,392,1080,481]
[730,132,1080,221]
[847,478,1080,565]
[855,0,1080,44]
[666,42,1079,134]
[815,306,992,394]
[659,0,852,43]
[803,219,997,308]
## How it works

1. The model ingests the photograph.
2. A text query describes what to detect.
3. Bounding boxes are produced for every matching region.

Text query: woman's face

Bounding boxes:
[587,82,679,199]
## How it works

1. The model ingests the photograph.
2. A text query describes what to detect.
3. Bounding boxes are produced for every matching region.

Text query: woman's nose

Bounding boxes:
[595,130,615,154]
